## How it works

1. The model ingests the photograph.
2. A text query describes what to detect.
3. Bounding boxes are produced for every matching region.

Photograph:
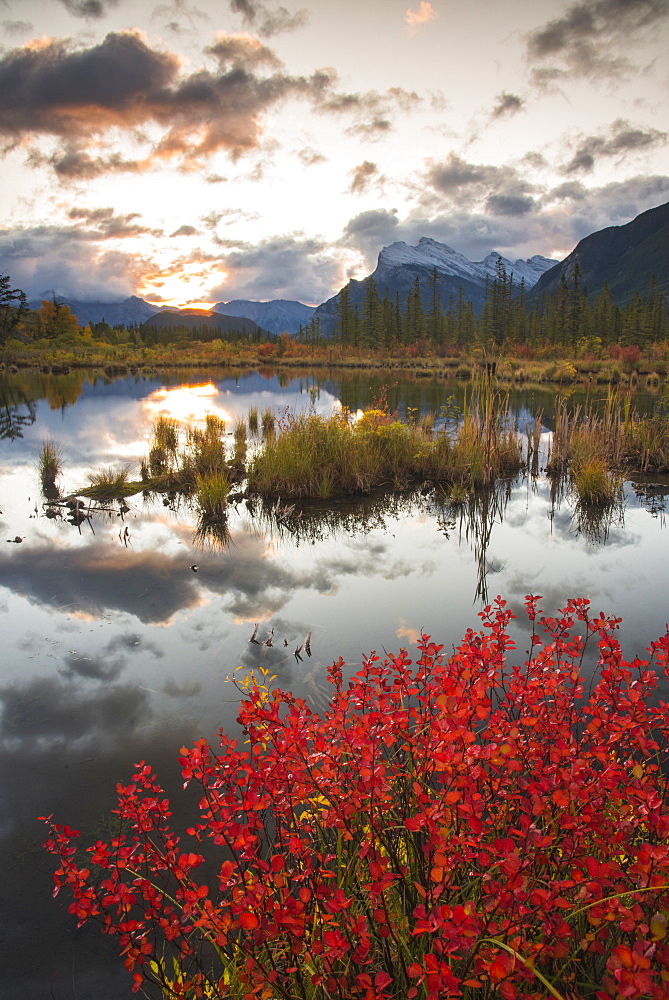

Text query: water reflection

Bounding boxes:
[0,367,668,1000]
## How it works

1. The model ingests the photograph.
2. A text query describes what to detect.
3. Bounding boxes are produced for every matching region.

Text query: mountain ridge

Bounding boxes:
[529,201,669,304]
[312,239,559,337]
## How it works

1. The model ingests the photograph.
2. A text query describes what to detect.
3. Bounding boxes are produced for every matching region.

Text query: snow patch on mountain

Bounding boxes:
[377,237,557,288]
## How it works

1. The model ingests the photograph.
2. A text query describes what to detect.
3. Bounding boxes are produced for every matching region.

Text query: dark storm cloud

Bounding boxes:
[57,0,122,16]
[0,31,336,170]
[527,0,669,81]
[229,0,309,36]
[490,92,525,119]
[348,160,380,195]
[562,120,667,174]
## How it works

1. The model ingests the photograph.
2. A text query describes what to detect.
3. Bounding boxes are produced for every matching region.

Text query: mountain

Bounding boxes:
[213,299,316,335]
[27,295,162,328]
[529,201,669,305]
[141,310,263,337]
[27,294,314,334]
[312,237,558,336]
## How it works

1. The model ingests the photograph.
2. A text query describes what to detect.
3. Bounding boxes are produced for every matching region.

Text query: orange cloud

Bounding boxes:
[405,1,438,35]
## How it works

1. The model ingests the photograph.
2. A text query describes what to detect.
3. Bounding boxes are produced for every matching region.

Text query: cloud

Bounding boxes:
[207,233,347,303]
[57,0,122,16]
[296,146,326,166]
[62,652,126,681]
[526,0,669,81]
[348,160,380,195]
[318,86,421,141]
[405,1,438,36]
[1,20,33,34]
[342,208,400,263]
[491,92,525,119]
[561,119,667,174]
[485,194,535,216]
[0,216,158,299]
[0,675,151,742]
[0,31,336,173]
[170,224,200,237]
[425,154,536,214]
[229,0,309,37]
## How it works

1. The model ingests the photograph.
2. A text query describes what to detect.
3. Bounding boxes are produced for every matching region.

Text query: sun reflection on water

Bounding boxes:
[144,384,232,425]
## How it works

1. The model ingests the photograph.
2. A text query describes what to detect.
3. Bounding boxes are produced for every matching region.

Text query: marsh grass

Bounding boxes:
[571,456,623,505]
[38,438,63,495]
[148,415,179,475]
[195,471,231,521]
[547,390,669,480]
[261,408,275,439]
[247,387,524,499]
[247,406,259,435]
[86,463,133,499]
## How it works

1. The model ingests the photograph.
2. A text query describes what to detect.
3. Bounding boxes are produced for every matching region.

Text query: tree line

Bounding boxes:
[298,260,669,355]
[2,268,668,356]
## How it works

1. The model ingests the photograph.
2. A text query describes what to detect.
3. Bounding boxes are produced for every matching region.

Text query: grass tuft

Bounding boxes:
[38,439,63,495]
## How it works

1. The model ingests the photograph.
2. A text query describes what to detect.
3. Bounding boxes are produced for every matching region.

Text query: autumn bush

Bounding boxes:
[43,596,669,1000]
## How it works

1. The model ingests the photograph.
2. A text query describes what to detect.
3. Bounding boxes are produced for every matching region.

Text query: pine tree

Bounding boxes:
[0,273,28,343]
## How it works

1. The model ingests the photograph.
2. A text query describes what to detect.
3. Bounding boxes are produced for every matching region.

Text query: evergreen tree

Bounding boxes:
[361,276,382,348]
[427,267,444,344]
[0,273,28,343]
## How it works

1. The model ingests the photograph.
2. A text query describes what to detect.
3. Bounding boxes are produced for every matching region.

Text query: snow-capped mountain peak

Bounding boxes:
[376,239,557,289]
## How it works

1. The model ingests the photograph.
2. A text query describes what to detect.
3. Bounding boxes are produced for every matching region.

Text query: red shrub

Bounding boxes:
[42,597,669,999]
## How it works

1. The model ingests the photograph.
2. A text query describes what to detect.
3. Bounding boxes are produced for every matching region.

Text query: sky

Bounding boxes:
[0,0,667,309]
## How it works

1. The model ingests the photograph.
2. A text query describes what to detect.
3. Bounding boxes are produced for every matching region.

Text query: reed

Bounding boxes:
[148,415,180,476]
[571,456,622,505]
[38,438,63,493]
[247,406,259,435]
[195,471,231,521]
[180,417,228,486]
[261,408,275,439]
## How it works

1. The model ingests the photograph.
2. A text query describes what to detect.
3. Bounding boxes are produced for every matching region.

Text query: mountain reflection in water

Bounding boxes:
[0,367,667,999]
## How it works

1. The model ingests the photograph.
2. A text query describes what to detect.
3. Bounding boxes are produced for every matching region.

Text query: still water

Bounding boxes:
[1,367,667,999]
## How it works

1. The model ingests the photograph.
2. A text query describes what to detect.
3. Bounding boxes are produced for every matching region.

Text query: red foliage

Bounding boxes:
[609,345,642,366]
[42,597,669,999]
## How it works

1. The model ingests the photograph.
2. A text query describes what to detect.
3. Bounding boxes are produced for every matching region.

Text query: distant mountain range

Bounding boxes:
[311,238,558,336]
[213,299,316,333]
[27,296,316,335]
[27,201,668,337]
[529,200,669,305]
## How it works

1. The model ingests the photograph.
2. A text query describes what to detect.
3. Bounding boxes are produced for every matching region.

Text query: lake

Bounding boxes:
[1,366,667,999]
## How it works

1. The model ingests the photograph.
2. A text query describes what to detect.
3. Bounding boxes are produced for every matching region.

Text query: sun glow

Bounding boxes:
[138,251,227,310]
[144,384,231,425]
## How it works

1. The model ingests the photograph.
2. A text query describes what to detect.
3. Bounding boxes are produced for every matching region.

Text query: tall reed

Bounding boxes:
[38,438,63,494]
